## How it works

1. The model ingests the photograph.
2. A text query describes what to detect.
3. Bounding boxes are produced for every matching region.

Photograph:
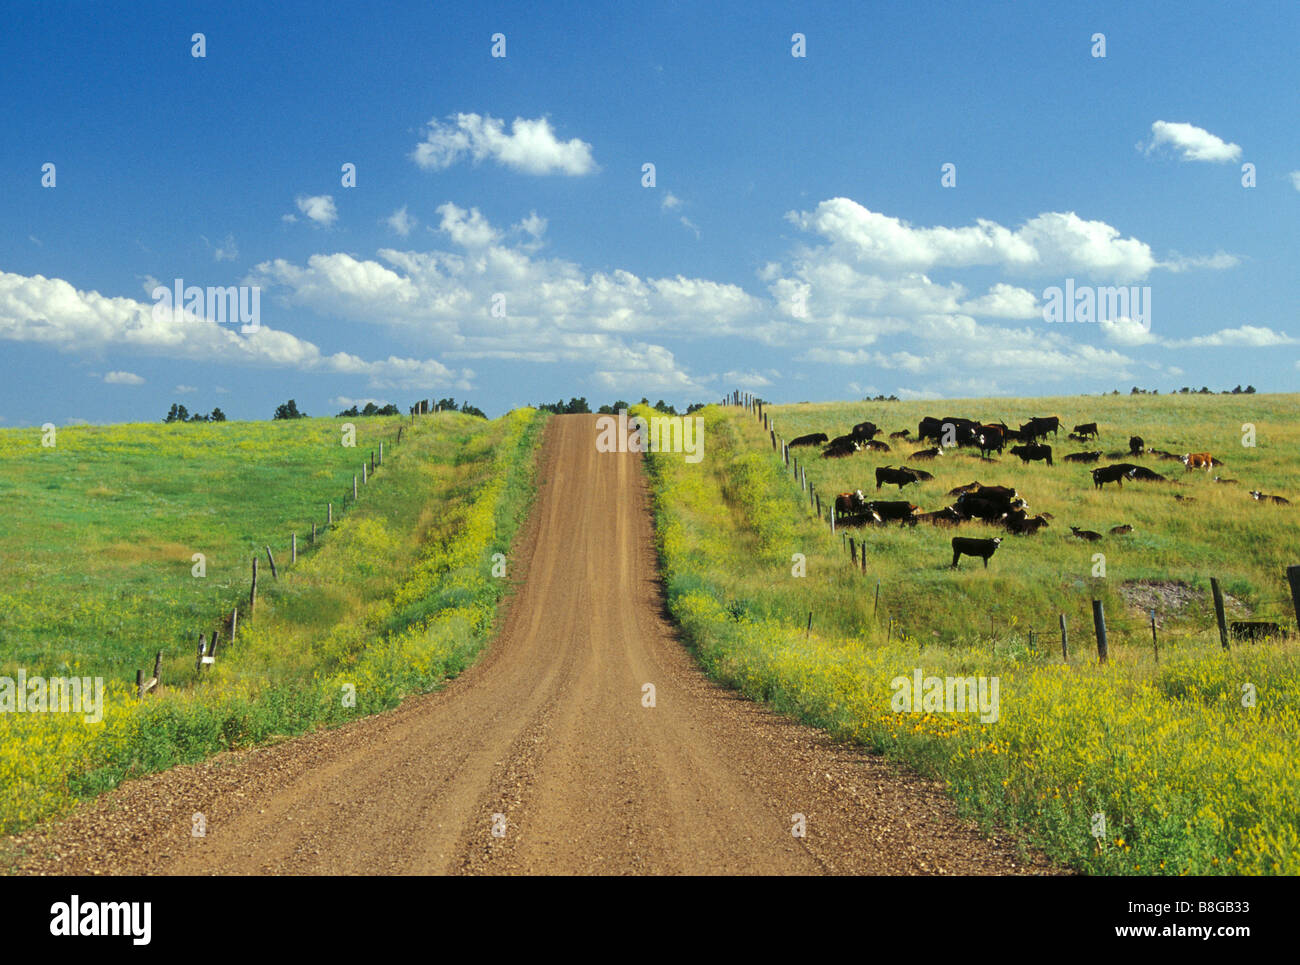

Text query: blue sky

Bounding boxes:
[2,0,1297,424]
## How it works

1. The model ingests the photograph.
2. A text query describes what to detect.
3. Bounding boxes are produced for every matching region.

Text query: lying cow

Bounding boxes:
[916,507,964,526]
[789,432,828,447]
[862,439,891,452]
[1250,491,1291,505]
[902,466,934,481]
[1126,466,1166,482]
[1072,422,1099,439]
[1010,443,1053,466]
[822,438,861,459]
[1109,524,1133,535]
[1064,450,1102,463]
[888,429,911,440]
[948,480,983,496]
[1069,526,1103,542]
[875,466,921,490]
[1003,508,1049,534]
[910,447,943,460]
[951,536,1002,569]
[866,500,920,524]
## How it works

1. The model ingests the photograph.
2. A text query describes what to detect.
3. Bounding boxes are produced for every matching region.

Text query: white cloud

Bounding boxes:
[679,216,701,238]
[174,384,197,394]
[436,202,501,248]
[1289,171,1300,191]
[1159,251,1239,272]
[385,206,417,237]
[295,195,338,226]
[411,113,597,176]
[722,369,775,388]
[104,370,144,385]
[1143,121,1242,163]
[787,198,1157,281]
[1099,315,1158,346]
[1166,325,1297,348]
[661,192,683,211]
[205,233,239,262]
[0,269,469,391]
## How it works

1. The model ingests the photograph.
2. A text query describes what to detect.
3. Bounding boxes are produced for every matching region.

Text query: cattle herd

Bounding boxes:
[792,412,1293,570]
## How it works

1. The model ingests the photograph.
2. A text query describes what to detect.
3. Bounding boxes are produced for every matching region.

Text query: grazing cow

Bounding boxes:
[851,421,882,441]
[951,536,1002,569]
[1019,416,1060,442]
[1010,443,1053,466]
[1064,450,1102,463]
[789,432,828,448]
[875,466,922,490]
[1250,491,1291,505]
[834,490,869,516]
[911,447,942,460]
[1072,422,1099,440]
[976,425,1006,457]
[954,486,1025,520]
[889,429,911,440]
[1109,524,1133,535]
[948,481,983,496]
[916,507,964,526]
[1091,465,1129,489]
[822,438,861,459]
[1181,452,1215,472]
[1126,466,1166,482]
[866,500,920,523]
[1003,509,1050,535]
[1069,526,1103,542]
[863,439,891,452]
[1129,436,1144,455]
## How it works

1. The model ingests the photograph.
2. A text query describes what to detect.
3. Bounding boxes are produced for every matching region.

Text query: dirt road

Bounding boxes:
[9,415,1054,875]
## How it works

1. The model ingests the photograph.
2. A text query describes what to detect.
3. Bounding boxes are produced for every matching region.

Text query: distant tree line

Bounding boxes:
[1119,385,1257,396]
[337,401,401,417]
[164,403,226,423]
[535,397,709,416]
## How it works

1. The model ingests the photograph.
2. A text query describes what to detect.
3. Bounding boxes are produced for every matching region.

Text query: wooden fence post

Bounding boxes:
[1092,599,1108,664]
[1150,609,1159,664]
[1288,565,1300,634]
[152,651,163,694]
[249,556,258,613]
[873,580,881,621]
[370,450,375,473]
[1210,577,1230,650]
[230,607,238,643]
[850,537,857,566]
[830,506,836,535]
[291,532,297,564]
[805,611,812,643]
[353,475,358,499]
[397,426,403,444]
[265,546,278,580]
[196,632,207,672]
[815,493,821,518]
[378,442,383,466]
[1059,613,1068,660]
[363,463,368,485]
[328,502,333,525]
[311,521,317,544]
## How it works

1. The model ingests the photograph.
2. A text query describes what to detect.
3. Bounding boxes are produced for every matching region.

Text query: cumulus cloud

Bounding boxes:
[104,370,144,385]
[385,206,417,237]
[1143,121,1242,163]
[0,269,468,391]
[1098,315,1159,346]
[174,384,197,394]
[411,113,597,176]
[1165,325,1297,348]
[1289,171,1300,191]
[295,195,338,226]
[1159,251,1239,272]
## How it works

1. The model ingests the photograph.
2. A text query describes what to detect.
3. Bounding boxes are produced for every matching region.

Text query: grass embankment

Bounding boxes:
[643,403,1300,874]
[0,409,544,835]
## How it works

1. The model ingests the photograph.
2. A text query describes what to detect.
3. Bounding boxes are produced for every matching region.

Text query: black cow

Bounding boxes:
[1069,526,1103,542]
[911,447,942,460]
[822,438,860,459]
[866,500,920,523]
[917,417,945,443]
[947,480,983,496]
[902,466,934,481]
[1129,435,1144,455]
[1091,464,1129,489]
[1109,524,1133,535]
[834,490,866,515]
[1064,450,1102,463]
[951,536,1002,569]
[862,439,891,452]
[1126,466,1166,482]
[889,429,911,440]
[1003,508,1049,534]
[916,507,964,525]
[1250,491,1291,505]
[851,421,881,441]
[789,432,828,447]
[1150,449,1183,461]
[1072,422,1099,439]
[976,425,1006,456]
[1010,443,1053,466]
[875,466,921,490]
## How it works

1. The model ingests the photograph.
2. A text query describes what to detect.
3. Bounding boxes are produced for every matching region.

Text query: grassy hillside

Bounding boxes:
[0,416,406,679]
[0,409,545,837]
[762,393,1300,650]
[643,402,1300,875]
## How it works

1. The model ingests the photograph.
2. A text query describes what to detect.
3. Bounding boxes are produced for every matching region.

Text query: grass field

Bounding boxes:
[643,401,1300,874]
[0,416,406,680]
[0,409,544,836]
